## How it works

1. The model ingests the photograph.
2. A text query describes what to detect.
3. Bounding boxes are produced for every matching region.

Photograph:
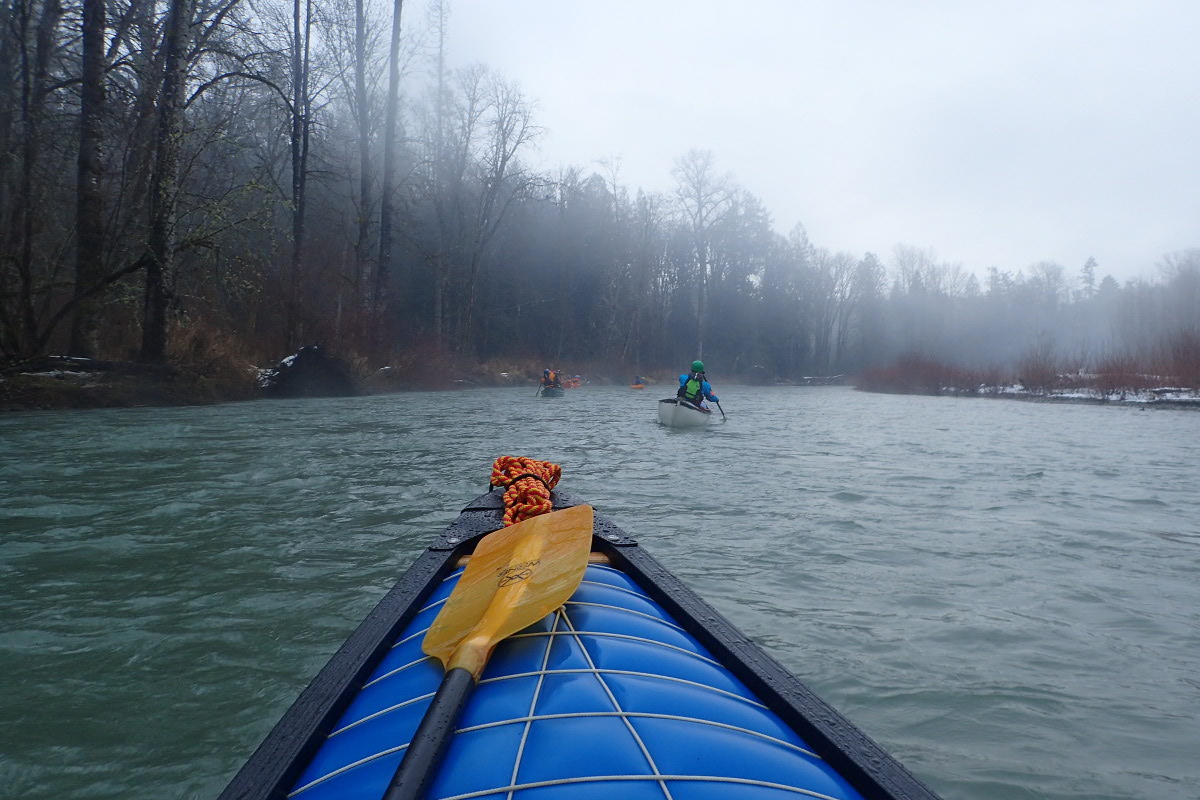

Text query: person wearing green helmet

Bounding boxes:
[677,360,719,408]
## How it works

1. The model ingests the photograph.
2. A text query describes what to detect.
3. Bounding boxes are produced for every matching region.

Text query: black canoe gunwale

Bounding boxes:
[217,489,942,800]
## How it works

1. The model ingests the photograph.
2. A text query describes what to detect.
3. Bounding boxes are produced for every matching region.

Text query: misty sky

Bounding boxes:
[438,0,1200,282]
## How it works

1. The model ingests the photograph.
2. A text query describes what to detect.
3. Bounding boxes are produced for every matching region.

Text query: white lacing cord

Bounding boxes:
[503,605,564,800]
[439,774,844,800]
[559,603,675,800]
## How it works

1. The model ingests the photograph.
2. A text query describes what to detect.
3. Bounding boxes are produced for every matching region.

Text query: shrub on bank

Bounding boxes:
[857,345,1198,404]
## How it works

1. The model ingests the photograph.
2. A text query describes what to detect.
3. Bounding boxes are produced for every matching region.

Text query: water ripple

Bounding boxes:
[2,387,1198,800]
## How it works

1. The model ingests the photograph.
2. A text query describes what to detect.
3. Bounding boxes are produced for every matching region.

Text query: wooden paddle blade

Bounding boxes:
[422,504,594,679]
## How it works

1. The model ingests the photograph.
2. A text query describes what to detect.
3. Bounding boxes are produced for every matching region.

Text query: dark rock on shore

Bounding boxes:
[258,346,360,399]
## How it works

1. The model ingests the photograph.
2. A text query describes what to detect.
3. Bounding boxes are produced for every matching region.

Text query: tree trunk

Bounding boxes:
[6,0,63,357]
[353,0,370,319]
[70,0,106,357]
[140,0,193,363]
[119,0,163,254]
[287,0,312,350]
[376,0,405,320]
[430,0,448,346]
[697,238,708,360]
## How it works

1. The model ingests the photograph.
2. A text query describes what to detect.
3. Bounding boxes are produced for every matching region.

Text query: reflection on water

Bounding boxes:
[2,387,1198,800]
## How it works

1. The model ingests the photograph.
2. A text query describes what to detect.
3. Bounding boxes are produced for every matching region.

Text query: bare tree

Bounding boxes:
[1,0,65,357]
[453,72,537,352]
[351,0,374,311]
[1157,249,1200,334]
[408,65,537,352]
[69,0,106,357]
[375,0,405,317]
[139,0,195,363]
[672,148,733,359]
[283,0,314,348]
[808,249,859,373]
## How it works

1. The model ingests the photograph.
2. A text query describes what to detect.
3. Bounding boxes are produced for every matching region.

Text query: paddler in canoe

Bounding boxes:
[677,360,719,409]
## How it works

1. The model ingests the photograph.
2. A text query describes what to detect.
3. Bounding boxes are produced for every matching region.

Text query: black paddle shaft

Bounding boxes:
[382,667,475,800]
[696,371,726,419]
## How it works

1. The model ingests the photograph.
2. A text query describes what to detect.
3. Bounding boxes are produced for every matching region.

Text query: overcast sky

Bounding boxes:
[435,1,1199,282]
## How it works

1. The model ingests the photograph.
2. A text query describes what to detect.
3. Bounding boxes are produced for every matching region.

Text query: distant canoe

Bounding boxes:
[657,397,712,428]
[538,386,565,398]
[630,383,646,389]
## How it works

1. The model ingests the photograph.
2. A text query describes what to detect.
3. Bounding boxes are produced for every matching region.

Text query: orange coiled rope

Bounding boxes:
[490,456,562,526]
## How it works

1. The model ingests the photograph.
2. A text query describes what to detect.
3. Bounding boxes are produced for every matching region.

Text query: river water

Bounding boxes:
[2,386,1198,800]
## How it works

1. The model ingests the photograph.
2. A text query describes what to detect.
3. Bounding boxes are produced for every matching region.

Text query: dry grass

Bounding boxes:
[1091,355,1158,396]
[364,341,479,392]
[166,320,260,402]
[856,355,974,395]
[1017,343,1060,395]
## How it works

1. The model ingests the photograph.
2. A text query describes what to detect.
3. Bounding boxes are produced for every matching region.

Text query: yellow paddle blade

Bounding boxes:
[423,504,594,679]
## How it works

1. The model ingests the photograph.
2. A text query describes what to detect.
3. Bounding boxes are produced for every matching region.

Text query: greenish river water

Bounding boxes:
[2,386,1198,799]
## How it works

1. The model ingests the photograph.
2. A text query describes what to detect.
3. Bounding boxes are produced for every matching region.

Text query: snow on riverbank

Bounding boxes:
[988,384,1200,407]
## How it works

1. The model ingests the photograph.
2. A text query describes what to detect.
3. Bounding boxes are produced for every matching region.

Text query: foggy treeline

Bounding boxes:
[2,0,1197,385]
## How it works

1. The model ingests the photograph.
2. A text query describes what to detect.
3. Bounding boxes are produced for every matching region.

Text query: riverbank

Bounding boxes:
[856,380,1200,409]
[987,383,1200,408]
[855,355,1200,409]
[0,353,653,413]
[0,358,259,412]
